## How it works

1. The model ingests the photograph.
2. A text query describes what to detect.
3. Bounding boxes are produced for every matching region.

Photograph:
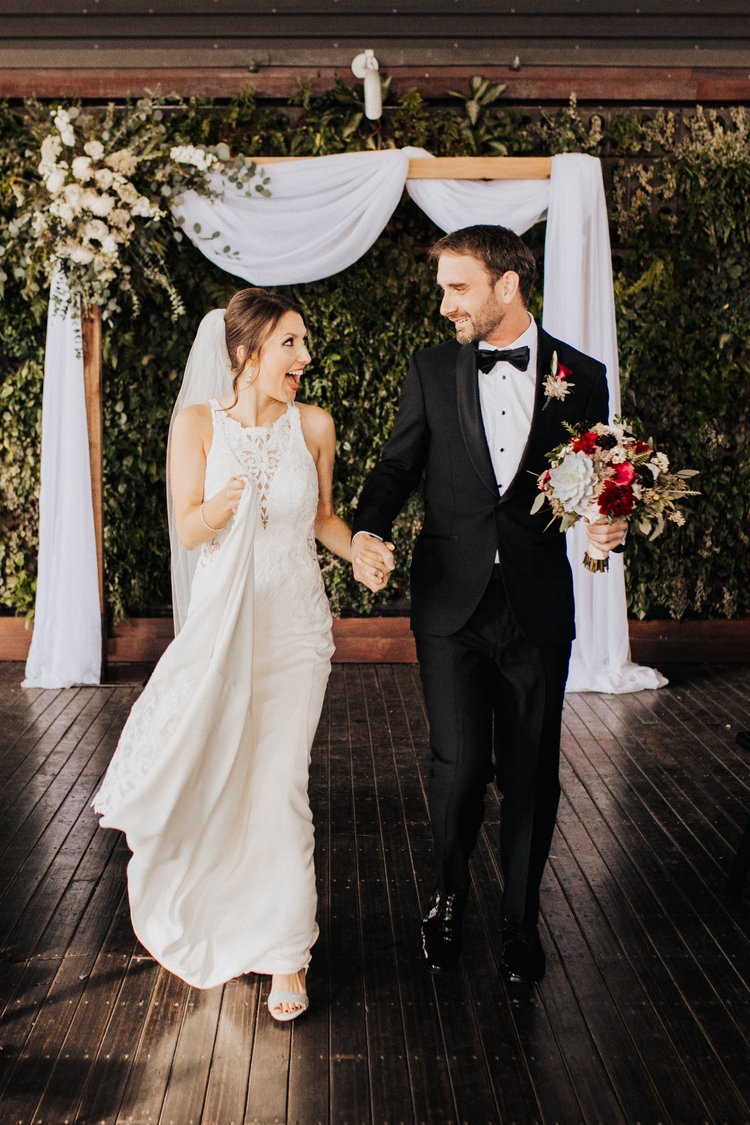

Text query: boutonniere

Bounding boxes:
[543,351,575,408]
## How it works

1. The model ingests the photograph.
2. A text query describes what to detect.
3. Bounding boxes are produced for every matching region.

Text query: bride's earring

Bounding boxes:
[244,366,257,386]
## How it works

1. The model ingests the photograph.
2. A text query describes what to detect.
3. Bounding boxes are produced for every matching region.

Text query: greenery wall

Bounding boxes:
[1,84,748,621]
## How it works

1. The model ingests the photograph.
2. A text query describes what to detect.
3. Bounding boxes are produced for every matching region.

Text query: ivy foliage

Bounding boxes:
[0,88,748,620]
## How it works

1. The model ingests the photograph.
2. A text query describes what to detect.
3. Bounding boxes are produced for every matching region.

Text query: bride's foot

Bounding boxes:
[267,969,309,1022]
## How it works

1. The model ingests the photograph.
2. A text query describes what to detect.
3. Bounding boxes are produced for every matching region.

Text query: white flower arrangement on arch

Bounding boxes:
[2,96,270,320]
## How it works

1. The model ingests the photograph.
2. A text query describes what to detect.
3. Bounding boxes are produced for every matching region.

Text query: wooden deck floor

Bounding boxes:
[0,660,749,1125]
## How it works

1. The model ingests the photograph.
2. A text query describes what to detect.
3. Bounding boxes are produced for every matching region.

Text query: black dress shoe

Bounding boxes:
[501,921,545,983]
[420,890,465,972]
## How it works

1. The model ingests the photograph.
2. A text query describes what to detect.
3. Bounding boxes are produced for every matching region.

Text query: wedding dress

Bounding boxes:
[94,400,333,989]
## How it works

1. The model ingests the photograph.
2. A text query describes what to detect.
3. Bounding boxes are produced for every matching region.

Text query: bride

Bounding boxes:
[93,288,392,1019]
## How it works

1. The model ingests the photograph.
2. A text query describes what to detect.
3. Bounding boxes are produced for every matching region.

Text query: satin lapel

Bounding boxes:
[497,326,555,504]
[455,343,499,498]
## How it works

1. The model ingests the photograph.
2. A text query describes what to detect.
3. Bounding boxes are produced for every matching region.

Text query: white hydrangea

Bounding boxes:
[83,139,105,160]
[105,149,138,176]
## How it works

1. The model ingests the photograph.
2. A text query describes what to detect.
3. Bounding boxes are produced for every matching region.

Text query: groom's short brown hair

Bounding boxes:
[428,224,537,306]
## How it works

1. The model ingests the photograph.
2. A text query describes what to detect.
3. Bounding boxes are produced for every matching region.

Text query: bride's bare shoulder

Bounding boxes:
[174,401,212,430]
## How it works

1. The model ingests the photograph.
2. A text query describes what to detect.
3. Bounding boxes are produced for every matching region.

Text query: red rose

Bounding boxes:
[598,480,635,518]
[558,361,573,380]
[610,461,636,486]
[572,432,597,454]
[634,439,650,454]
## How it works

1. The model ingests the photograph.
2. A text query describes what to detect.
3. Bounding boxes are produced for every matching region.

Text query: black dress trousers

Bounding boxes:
[415,566,571,929]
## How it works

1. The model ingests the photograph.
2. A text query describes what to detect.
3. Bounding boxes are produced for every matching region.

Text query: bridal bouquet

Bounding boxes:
[531,420,699,572]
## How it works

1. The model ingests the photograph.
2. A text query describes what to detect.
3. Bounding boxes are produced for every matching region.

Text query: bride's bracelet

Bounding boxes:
[200,502,221,533]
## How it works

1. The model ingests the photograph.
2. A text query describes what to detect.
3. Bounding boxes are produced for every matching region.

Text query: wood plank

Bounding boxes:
[0,64,747,101]
[1,666,750,1123]
[2,618,748,668]
[9,0,750,16]
[4,12,748,39]
[261,155,553,180]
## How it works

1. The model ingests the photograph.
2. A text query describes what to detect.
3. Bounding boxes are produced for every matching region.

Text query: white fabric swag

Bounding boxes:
[26,149,665,692]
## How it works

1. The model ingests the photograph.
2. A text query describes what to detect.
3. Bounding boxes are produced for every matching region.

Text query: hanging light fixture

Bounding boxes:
[351,49,383,120]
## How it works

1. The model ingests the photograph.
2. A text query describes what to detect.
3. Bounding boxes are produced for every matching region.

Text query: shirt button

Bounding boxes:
[501,410,506,415]
[500,447,504,452]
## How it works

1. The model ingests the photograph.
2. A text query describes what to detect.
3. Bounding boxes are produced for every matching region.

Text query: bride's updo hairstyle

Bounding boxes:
[224,287,306,406]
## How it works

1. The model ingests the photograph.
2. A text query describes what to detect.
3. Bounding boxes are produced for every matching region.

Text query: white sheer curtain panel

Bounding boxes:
[403,146,550,234]
[544,155,667,692]
[28,149,664,692]
[173,149,410,284]
[23,269,102,689]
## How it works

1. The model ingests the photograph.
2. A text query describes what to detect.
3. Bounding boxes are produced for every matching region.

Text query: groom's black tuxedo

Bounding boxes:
[354,324,608,938]
[353,326,608,641]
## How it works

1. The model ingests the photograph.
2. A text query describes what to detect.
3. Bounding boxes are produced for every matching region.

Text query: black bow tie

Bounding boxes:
[475,346,530,373]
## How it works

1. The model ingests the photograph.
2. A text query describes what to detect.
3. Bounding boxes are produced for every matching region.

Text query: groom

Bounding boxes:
[352,224,626,983]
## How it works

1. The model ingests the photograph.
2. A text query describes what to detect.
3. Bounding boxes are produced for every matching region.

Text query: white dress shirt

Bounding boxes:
[477,314,538,496]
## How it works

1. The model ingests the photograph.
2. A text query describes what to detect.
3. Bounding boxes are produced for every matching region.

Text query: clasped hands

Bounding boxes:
[352,533,396,594]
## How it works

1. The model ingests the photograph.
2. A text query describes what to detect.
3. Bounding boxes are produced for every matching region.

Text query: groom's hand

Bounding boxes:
[352,532,395,593]
[585,517,628,555]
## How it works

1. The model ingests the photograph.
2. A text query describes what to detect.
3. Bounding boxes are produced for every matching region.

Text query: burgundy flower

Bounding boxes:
[610,461,636,486]
[598,480,635,517]
[572,432,598,454]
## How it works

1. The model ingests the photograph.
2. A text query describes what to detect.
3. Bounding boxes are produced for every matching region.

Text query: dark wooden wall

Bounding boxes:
[1,0,749,101]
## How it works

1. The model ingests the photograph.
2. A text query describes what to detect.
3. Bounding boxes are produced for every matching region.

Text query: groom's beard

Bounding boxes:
[450,297,505,344]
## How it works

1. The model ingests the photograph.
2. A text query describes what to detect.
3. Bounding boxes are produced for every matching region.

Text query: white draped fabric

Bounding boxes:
[544,156,667,691]
[28,148,664,692]
[23,269,101,688]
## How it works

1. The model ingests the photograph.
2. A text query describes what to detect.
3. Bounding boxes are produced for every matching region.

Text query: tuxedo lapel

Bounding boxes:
[455,343,499,499]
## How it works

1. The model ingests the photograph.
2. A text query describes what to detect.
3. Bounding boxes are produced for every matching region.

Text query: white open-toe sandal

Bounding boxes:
[267,975,309,1022]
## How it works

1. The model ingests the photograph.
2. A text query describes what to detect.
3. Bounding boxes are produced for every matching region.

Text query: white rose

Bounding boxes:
[94,167,114,190]
[41,133,62,162]
[89,193,115,217]
[115,180,139,204]
[71,155,93,182]
[68,245,95,265]
[131,195,157,218]
[84,139,105,160]
[50,200,75,223]
[44,169,66,195]
[100,234,119,255]
[63,182,84,208]
[547,452,598,515]
[84,218,109,241]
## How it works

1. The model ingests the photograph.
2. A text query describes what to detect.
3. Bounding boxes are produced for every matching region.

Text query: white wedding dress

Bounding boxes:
[94,400,334,989]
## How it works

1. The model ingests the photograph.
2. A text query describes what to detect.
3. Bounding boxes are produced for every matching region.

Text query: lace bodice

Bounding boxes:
[195,400,331,634]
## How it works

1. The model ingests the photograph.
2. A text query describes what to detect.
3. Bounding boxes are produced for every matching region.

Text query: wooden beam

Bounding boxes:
[0,65,747,103]
[81,305,104,614]
[260,155,553,180]
[3,616,750,665]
